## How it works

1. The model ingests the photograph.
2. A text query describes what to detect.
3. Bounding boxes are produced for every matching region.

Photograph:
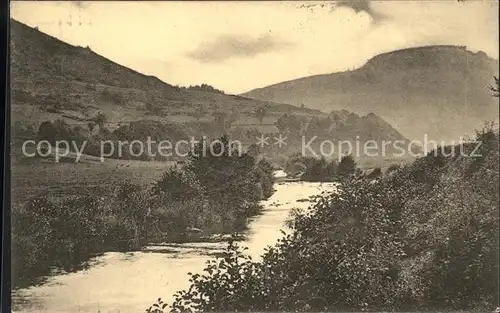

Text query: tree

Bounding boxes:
[87,122,96,137]
[37,121,57,143]
[247,143,260,157]
[152,167,204,202]
[301,157,328,182]
[186,84,224,94]
[212,111,228,130]
[225,108,241,129]
[255,158,275,199]
[337,155,357,179]
[254,105,268,124]
[91,111,108,131]
[37,119,76,144]
[275,114,288,133]
[183,135,272,228]
[325,160,337,178]
[305,116,331,135]
[275,114,302,134]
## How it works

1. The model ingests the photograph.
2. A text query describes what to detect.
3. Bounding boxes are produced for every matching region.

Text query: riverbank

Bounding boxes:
[12,136,276,290]
[12,181,336,313]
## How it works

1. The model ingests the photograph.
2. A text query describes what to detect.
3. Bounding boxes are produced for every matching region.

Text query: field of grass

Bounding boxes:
[10,157,172,207]
[356,154,417,171]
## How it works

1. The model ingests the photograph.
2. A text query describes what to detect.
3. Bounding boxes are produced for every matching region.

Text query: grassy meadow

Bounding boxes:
[11,157,171,207]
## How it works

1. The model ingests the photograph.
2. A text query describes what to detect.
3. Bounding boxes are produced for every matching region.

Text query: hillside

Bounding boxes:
[9,19,321,129]
[241,45,500,142]
[10,19,415,164]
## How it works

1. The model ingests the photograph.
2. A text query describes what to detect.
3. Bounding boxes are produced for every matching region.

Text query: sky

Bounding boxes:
[10,0,499,94]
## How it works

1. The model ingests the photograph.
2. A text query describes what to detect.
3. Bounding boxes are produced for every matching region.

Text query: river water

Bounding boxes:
[12,181,336,313]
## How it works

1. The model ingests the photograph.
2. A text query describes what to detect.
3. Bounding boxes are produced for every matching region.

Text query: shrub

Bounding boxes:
[152,167,205,202]
[255,158,275,199]
[164,240,264,312]
[285,154,343,182]
[12,182,155,287]
[386,164,401,174]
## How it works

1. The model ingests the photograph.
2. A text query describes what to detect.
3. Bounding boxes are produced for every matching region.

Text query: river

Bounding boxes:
[12,181,336,313]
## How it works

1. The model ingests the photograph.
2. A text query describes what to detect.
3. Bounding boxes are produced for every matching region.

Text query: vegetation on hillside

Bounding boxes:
[12,106,414,165]
[178,84,225,94]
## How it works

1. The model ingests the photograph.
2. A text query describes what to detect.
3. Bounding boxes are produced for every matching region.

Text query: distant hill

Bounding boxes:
[241,45,500,142]
[10,19,415,164]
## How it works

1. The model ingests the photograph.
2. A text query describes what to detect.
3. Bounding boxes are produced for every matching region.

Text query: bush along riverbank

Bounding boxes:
[148,127,499,312]
[284,154,363,182]
[12,135,275,289]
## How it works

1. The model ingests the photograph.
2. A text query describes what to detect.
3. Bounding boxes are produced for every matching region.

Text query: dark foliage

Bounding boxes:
[36,119,86,146]
[150,129,499,312]
[179,83,225,94]
[337,154,357,179]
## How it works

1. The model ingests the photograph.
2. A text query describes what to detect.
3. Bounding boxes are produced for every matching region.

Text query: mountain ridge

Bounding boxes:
[241,45,499,142]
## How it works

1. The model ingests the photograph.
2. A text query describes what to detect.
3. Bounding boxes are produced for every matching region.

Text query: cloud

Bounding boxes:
[187,34,293,63]
[334,0,385,21]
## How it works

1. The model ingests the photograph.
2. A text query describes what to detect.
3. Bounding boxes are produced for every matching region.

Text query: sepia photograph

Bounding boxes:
[7,1,500,312]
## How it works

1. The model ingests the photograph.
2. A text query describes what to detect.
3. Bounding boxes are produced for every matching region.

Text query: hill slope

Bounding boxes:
[9,19,321,128]
[241,45,500,142]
